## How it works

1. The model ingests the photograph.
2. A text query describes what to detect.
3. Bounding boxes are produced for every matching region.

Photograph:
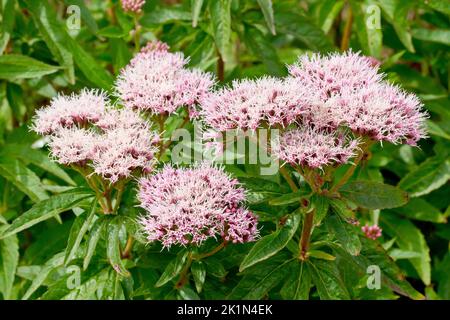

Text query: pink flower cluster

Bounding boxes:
[199,77,305,131]
[138,164,258,248]
[31,89,108,135]
[273,127,360,168]
[288,51,427,145]
[362,224,382,240]
[115,41,214,115]
[32,90,158,184]
[121,0,145,13]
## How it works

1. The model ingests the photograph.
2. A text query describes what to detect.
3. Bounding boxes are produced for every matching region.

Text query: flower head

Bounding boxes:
[32,89,108,135]
[273,127,359,169]
[92,124,158,183]
[115,41,214,115]
[288,51,427,145]
[199,77,305,131]
[138,164,258,248]
[362,224,382,240]
[48,128,98,166]
[121,0,145,13]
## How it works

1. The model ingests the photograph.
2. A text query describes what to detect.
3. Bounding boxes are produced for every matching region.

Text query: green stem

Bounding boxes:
[340,3,353,51]
[299,209,315,260]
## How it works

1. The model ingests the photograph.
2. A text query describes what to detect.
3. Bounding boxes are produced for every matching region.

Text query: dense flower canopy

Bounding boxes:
[121,0,145,13]
[199,76,305,131]
[288,51,428,145]
[32,91,158,183]
[274,127,360,169]
[115,41,214,115]
[138,164,258,248]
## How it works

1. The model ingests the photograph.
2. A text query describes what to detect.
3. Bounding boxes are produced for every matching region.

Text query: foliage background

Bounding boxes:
[0,0,449,300]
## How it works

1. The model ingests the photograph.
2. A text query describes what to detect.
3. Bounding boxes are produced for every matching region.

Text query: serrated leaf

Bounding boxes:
[240,210,301,271]
[155,250,189,287]
[64,200,97,265]
[0,158,48,202]
[83,216,107,270]
[191,0,204,28]
[257,0,276,35]
[340,181,409,209]
[307,259,350,300]
[0,144,75,185]
[230,254,294,299]
[191,260,206,293]
[268,189,310,206]
[326,215,361,256]
[280,261,310,300]
[0,234,19,299]
[22,252,65,300]
[23,0,75,82]
[106,217,130,277]
[0,189,93,239]
[381,215,431,285]
[209,0,231,59]
[399,156,450,197]
[0,54,60,80]
[393,198,447,223]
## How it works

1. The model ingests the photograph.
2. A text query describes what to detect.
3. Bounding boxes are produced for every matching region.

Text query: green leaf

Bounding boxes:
[0,0,16,55]
[381,215,431,285]
[307,259,350,300]
[191,260,206,293]
[340,181,409,209]
[317,0,345,34]
[22,252,65,300]
[83,216,107,270]
[240,210,301,271]
[0,144,75,185]
[106,217,130,277]
[64,200,97,265]
[379,0,415,52]
[0,54,60,80]
[329,198,355,220]
[141,7,191,25]
[280,261,310,300]
[326,215,361,256]
[399,156,450,197]
[230,254,294,299]
[64,37,114,90]
[0,189,94,239]
[352,1,382,58]
[191,0,204,28]
[425,0,450,16]
[178,287,200,300]
[257,0,276,35]
[331,238,424,299]
[308,250,336,261]
[275,11,334,51]
[268,189,310,206]
[0,234,19,299]
[312,194,330,226]
[63,0,98,33]
[393,198,447,223]
[110,38,132,75]
[209,0,231,59]
[412,28,450,45]
[22,0,75,82]
[155,250,189,287]
[0,158,48,202]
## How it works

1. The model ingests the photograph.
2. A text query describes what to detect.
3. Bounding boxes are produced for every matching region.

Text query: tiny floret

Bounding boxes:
[138,164,258,248]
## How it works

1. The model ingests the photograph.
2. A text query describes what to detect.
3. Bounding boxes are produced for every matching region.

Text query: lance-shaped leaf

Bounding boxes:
[280,261,311,300]
[64,199,98,265]
[340,181,409,209]
[0,54,60,80]
[0,233,19,299]
[106,217,130,277]
[240,210,301,271]
[155,250,189,287]
[0,158,48,202]
[0,189,94,239]
[209,0,231,59]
